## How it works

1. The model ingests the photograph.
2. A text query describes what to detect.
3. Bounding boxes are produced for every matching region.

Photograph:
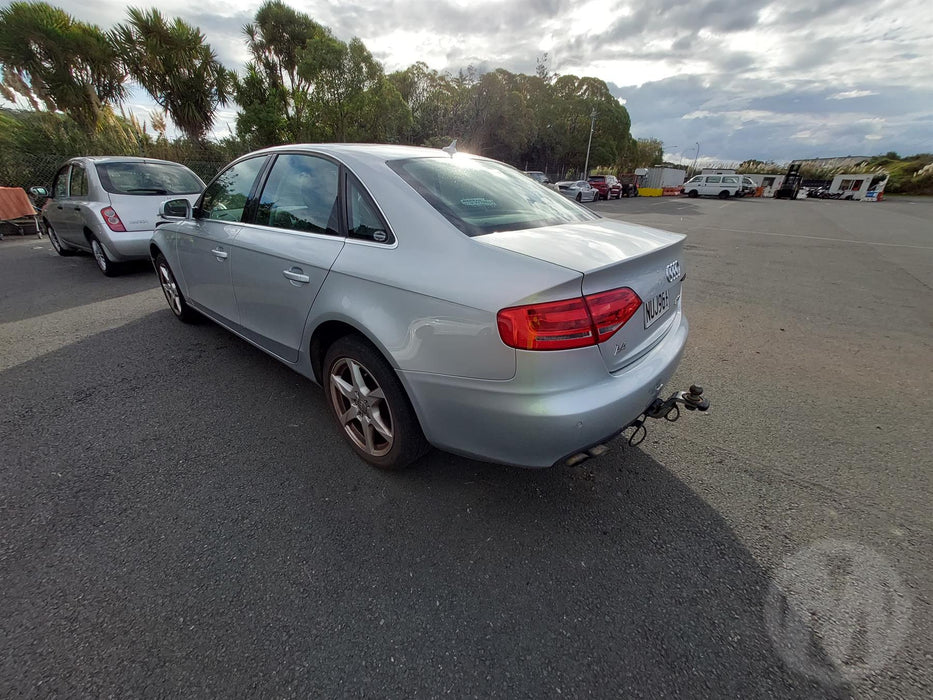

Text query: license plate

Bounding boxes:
[644,289,671,328]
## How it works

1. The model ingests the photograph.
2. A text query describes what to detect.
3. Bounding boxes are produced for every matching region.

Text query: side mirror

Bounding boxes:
[159,198,191,220]
[29,186,48,198]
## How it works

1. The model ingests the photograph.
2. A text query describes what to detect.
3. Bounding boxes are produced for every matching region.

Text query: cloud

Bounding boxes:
[8,0,932,161]
[829,90,879,100]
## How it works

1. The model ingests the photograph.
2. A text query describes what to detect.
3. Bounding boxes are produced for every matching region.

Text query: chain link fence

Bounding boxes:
[0,147,243,192]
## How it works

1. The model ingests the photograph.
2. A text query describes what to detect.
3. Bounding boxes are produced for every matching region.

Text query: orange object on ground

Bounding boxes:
[0,187,37,220]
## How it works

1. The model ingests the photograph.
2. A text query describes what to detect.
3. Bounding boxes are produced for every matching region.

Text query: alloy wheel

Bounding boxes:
[158,261,183,316]
[329,357,394,457]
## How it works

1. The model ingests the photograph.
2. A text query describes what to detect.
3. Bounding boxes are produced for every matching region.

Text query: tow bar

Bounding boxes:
[625,385,710,447]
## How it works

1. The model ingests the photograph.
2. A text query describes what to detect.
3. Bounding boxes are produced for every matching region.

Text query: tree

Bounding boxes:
[115,8,230,143]
[0,2,125,133]
[236,0,332,143]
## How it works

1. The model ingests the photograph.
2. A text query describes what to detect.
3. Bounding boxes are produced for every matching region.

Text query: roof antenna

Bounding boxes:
[442,139,457,157]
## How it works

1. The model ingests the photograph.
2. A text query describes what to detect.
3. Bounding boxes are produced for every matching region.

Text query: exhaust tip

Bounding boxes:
[565,452,590,467]
[587,444,610,458]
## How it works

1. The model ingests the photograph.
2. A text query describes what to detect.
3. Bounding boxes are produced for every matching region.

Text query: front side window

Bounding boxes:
[97,162,203,195]
[388,156,598,237]
[52,165,70,198]
[69,164,89,197]
[254,154,340,235]
[199,157,267,222]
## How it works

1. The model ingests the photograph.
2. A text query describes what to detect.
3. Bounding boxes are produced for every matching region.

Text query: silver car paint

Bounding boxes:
[42,156,203,262]
[153,144,689,467]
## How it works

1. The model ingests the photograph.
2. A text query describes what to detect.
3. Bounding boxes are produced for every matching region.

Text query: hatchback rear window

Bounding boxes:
[388,156,598,237]
[96,162,204,196]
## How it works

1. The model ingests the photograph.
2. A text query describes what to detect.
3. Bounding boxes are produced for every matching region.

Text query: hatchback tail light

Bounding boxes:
[497,287,642,351]
[100,207,126,232]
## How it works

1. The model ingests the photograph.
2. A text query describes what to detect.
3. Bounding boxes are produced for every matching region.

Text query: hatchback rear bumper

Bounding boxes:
[400,311,688,467]
[99,229,154,261]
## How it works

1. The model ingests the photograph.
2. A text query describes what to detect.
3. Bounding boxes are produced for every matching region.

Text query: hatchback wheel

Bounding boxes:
[90,236,119,276]
[324,335,429,470]
[155,253,198,323]
[47,223,75,256]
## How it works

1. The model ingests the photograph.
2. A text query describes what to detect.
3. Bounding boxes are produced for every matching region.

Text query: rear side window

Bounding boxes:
[347,177,392,243]
[706,176,722,183]
[199,157,266,222]
[96,162,203,195]
[69,164,88,197]
[254,154,340,235]
[389,156,597,237]
[723,176,739,184]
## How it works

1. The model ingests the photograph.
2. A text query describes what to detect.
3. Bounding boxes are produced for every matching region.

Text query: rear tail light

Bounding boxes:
[100,207,126,232]
[497,287,642,351]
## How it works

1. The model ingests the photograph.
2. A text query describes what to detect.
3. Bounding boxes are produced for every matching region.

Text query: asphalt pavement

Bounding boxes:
[1,196,930,697]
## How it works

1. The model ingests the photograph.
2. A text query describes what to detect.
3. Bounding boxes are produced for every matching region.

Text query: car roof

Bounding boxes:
[251,143,454,165]
[72,156,192,166]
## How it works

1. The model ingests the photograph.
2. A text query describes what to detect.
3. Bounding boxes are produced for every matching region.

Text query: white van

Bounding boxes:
[682,174,741,199]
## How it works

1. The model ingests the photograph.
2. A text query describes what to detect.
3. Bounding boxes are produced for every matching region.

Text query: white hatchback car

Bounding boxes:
[41,156,204,276]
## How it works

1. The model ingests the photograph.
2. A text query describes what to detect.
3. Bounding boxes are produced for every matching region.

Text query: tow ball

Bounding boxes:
[626,385,710,446]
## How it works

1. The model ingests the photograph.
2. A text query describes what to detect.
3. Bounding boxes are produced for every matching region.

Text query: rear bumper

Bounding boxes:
[400,311,688,467]
[98,228,154,261]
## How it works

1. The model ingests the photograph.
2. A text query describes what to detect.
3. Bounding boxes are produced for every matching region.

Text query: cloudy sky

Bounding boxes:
[15,0,933,164]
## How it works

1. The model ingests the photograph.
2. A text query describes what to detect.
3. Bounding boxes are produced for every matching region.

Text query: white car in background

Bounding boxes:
[682,174,741,199]
[555,180,598,203]
[40,156,205,276]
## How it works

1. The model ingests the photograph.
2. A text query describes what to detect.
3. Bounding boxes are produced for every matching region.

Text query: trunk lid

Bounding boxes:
[478,219,685,371]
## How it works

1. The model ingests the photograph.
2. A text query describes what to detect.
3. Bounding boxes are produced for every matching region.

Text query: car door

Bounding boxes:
[229,153,345,363]
[701,176,720,196]
[45,164,75,241]
[178,156,268,326]
[63,162,93,248]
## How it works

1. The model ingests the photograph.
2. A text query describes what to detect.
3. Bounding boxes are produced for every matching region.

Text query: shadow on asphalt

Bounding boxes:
[0,240,156,324]
[0,313,850,697]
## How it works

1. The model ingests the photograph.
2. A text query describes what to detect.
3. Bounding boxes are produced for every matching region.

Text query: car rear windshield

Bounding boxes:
[388,156,599,237]
[589,176,606,182]
[96,162,203,196]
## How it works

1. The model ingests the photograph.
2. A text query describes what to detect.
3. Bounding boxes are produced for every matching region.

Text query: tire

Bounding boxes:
[576,192,582,202]
[155,253,198,323]
[688,190,699,198]
[718,190,730,200]
[46,223,76,256]
[90,235,119,276]
[324,335,429,470]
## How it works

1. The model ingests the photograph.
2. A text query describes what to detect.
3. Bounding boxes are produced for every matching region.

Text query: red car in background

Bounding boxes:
[587,175,622,200]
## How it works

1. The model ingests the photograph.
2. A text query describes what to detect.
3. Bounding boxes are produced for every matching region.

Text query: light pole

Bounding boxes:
[690,142,700,176]
[583,109,596,178]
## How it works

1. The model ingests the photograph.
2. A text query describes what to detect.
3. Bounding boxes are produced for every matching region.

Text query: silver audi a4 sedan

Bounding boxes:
[152,144,700,469]
[42,156,204,276]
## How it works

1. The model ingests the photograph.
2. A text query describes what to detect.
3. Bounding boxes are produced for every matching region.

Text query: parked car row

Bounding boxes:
[38,146,704,472]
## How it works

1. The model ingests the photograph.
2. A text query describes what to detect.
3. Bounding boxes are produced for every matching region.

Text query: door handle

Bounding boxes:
[282,268,310,284]
[211,247,228,260]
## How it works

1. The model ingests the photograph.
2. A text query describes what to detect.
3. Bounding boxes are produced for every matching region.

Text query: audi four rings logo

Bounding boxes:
[666,260,681,283]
